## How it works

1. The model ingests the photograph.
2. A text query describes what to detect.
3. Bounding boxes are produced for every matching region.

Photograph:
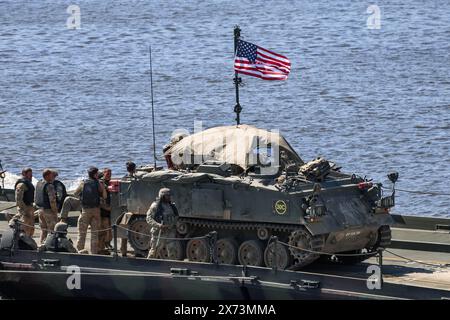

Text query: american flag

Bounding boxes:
[234,39,291,81]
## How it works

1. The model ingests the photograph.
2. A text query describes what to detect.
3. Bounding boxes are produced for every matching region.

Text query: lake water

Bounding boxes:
[0,0,449,216]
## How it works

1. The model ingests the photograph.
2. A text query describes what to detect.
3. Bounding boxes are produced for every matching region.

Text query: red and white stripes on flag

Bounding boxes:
[234,40,291,81]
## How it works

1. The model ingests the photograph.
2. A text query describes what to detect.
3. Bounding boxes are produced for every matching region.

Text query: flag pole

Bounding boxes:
[233,25,242,126]
[149,45,157,169]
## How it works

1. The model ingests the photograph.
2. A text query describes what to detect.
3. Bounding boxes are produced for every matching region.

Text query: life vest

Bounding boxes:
[154,200,179,225]
[53,180,67,211]
[14,178,35,206]
[34,180,52,209]
[80,179,100,208]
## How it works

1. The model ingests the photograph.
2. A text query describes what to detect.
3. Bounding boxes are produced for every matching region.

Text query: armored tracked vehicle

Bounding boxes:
[112,125,396,270]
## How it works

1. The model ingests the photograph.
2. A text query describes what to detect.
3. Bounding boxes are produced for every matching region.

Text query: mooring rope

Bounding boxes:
[8,221,450,268]
[14,220,110,235]
[384,249,450,268]
[12,220,210,241]
[382,186,450,196]
[116,224,210,241]
[277,240,380,257]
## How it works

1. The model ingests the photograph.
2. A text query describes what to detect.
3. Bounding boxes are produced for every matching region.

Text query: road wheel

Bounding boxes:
[186,238,211,262]
[264,241,292,270]
[216,238,238,265]
[238,240,264,266]
[127,216,150,255]
[157,240,185,261]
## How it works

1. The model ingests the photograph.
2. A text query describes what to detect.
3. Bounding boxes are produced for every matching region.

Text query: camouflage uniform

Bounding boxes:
[41,222,77,253]
[14,181,35,237]
[73,180,106,254]
[38,183,59,244]
[146,188,178,259]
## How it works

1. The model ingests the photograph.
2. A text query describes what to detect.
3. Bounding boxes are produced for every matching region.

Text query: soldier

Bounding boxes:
[51,170,67,212]
[119,161,136,256]
[125,161,136,178]
[13,167,35,237]
[146,188,179,259]
[99,168,113,253]
[73,166,106,254]
[40,222,77,253]
[35,168,59,244]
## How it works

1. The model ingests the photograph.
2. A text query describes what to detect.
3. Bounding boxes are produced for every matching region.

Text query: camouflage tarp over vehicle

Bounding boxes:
[165,125,303,170]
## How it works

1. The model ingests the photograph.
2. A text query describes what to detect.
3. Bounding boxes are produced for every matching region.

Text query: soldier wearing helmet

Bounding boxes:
[146,188,179,259]
[40,222,77,253]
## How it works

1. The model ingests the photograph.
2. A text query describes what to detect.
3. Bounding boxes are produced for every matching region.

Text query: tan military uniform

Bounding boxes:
[73,180,106,254]
[38,183,58,244]
[100,216,112,244]
[14,182,35,237]
[59,196,81,220]
[146,201,178,259]
[98,191,112,252]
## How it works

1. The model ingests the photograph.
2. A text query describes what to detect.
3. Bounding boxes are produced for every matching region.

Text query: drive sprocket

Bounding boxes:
[288,228,324,270]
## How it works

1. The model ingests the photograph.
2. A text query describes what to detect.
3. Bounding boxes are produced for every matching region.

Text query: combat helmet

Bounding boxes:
[54,222,69,235]
[158,188,171,198]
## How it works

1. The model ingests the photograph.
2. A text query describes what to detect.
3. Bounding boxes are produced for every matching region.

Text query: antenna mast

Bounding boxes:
[149,46,157,169]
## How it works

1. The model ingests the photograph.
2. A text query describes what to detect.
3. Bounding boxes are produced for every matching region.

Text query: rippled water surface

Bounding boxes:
[0,1,449,216]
